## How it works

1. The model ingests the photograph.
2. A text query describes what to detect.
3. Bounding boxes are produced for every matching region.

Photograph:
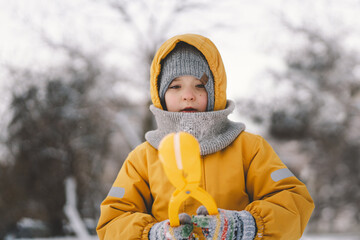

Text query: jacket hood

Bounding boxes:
[150,34,227,111]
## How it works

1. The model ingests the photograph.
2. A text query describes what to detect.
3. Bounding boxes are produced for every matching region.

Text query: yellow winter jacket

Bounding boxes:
[96,34,314,239]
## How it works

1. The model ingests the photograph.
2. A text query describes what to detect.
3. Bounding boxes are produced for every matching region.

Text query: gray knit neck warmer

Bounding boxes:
[145,100,245,156]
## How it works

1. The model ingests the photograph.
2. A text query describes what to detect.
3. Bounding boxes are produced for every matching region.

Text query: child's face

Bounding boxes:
[164,75,208,112]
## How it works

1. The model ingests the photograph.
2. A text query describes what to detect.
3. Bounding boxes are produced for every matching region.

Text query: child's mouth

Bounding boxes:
[181,107,197,112]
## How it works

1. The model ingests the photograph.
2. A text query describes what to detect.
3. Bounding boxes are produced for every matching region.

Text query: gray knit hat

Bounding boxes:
[158,42,214,111]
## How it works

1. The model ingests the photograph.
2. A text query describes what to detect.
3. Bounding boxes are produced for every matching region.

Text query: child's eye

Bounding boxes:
[169,85,180,89]
[196,84,205,88]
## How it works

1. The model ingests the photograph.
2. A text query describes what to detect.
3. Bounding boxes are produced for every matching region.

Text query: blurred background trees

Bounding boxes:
[0,0,360,238]
[1,60,113,237]
[270,26,360,233]
[0,0,231,238]
[237,7,360,233]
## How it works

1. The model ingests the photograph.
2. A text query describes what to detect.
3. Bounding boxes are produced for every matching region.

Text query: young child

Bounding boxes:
[96,34,314,239]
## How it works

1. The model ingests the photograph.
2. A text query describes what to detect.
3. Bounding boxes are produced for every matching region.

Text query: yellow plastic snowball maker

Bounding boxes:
[158,132,219,227]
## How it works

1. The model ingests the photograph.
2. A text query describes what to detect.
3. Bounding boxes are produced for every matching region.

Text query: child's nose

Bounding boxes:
[182,89,195,101]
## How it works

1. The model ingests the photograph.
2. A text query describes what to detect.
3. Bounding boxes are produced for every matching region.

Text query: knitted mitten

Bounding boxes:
[192,206,256,240]
[149,213,195,240]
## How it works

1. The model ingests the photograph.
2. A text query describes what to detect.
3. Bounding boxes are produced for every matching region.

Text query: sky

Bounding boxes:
[0,0,359,133]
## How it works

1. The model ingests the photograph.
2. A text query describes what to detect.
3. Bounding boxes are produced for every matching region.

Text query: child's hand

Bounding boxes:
[192,206,256,240]
[149,213,196,240]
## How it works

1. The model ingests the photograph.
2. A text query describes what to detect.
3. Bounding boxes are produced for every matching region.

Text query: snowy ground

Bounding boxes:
[301,235,360,240]
[12,234,360,240]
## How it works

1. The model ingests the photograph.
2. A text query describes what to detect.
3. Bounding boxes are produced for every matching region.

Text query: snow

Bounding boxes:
[63,177,92,240]
[9,231,360,240]
[302,235,360,240]
[12,234,360,240]
[13,238,98,240]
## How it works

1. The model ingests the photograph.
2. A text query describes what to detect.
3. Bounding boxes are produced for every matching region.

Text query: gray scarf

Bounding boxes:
[145,100,245,156]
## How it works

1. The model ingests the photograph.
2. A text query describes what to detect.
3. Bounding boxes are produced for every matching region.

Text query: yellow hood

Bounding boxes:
[150,34,227,111]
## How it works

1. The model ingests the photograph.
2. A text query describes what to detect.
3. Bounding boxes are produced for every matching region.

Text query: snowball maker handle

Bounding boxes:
[158,132,219,227]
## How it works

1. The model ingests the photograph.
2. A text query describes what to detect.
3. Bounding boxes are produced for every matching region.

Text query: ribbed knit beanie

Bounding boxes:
[158,42,214,111]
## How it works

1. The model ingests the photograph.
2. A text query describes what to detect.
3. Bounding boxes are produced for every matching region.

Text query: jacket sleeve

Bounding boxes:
[96,147,156,240]
[244,135,315,239]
